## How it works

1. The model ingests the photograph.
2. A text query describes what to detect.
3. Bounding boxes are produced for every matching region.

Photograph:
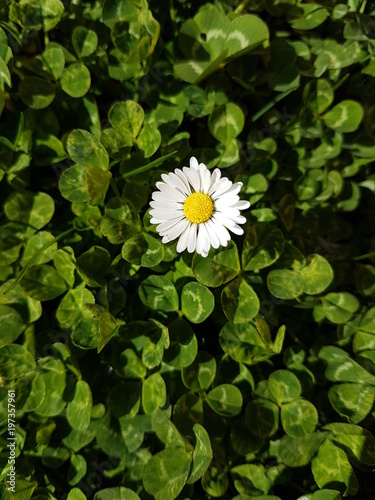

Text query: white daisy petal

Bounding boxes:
[183,166,200,192]
[187,224,197,253]
[213,214,235,229]
[229,223,245,235]
[213,182,242,200]
[199,166,211,194]
[210,177,233,198]
[161,172,189,195]
[215,211,247,228]
[216,206,246,219]
[216,199,240,213]
[150,156,250,257]
[214,206,241,217]
[174,168,192,193]
[157,216,186,233]
[152,190,184,203]
[162,235,172,243]
[190,157,199,169]
[149,200,183,210]
[156,182,186,198]
[233,214,247,224]
[165,218,190,241]
[200,224,211,256]
[213,189,240,202]
[215,210,247,225]
[208,168,221,193]
[160,173,172,184]
[205,220,220,249]
[227,182,243,196]
[176,224,191,253]
[211,218,231,246]
[231,200,251,210]
[150,208,184,220]
[196,224,209,256]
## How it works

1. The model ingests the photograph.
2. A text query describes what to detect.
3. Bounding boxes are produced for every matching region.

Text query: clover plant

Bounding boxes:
[1,0,375,499]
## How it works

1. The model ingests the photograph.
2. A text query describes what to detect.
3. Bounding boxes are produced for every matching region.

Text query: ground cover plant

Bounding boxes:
[1,0,375,498]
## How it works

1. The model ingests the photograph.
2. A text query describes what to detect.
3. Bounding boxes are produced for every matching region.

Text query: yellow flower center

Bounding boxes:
[183,192,214,224]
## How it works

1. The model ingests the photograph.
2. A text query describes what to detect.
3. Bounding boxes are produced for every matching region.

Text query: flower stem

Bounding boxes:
[353,251,375,261]
[251,89,296,123]
[360,0,368,14]
[235,0,250,14]
[110,177,121,199]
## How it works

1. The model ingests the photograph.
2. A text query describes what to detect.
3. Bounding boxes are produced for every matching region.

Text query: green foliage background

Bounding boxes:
[1,0,375,499]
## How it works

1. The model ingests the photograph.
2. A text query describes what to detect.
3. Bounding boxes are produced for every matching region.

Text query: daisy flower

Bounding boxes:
[149,157,250,258]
